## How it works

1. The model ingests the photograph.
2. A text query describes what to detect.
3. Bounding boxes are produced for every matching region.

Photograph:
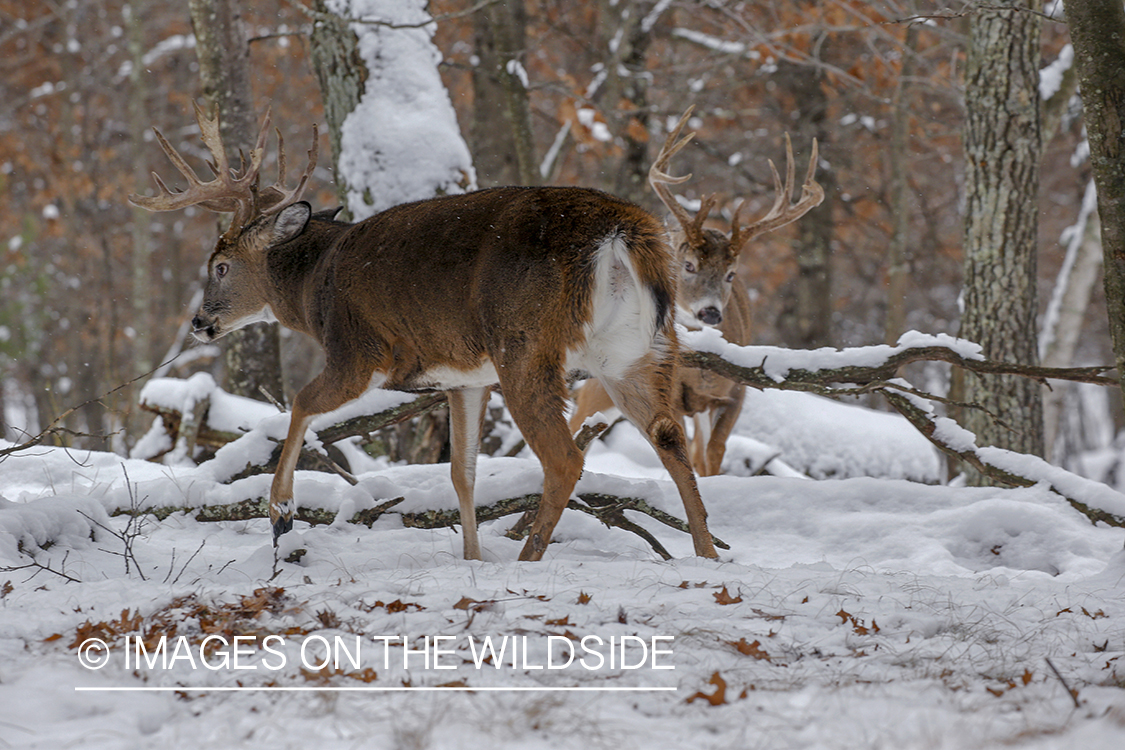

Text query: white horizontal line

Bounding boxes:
[75,686,677,692]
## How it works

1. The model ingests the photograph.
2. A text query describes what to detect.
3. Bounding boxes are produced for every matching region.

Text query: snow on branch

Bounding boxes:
[682,329,1124,528]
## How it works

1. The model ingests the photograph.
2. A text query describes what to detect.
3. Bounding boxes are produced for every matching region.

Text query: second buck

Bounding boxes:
[130,104,717,562]
[571,109,824,475]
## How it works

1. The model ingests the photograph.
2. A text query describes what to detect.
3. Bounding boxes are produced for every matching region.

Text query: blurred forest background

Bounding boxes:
[0,1,1117,476]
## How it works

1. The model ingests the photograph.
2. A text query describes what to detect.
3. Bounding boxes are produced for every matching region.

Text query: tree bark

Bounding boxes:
[884,24,920,345]
[596,0,659,206]
[470,0,536,187]
[1064,0,1125,386]
[308,0,365,215]
[776,60,835,349]
[188,0,286,404]
[957,0,1044,477]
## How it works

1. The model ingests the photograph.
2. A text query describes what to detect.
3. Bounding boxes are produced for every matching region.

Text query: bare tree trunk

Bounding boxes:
[127,3,153,377]
[596,0,660,206]
[1065,0,1125,387]
[958,1,1044,478]
[188,0,286,404]
[470,0,535,187]
[884,24,919,345]
[776,60,835,349]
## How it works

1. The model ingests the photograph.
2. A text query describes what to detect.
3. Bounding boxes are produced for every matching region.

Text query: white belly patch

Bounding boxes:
[417,362,501,390]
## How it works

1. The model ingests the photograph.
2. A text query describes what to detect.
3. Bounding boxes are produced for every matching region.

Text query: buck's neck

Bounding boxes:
[264,214,349,336]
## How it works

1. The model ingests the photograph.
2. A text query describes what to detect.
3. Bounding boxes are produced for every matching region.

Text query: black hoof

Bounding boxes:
[272,517,294,545]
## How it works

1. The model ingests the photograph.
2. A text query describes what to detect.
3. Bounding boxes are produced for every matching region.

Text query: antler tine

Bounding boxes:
[258,123,319,215]
[649,106,708,243]
[731,133,824,251]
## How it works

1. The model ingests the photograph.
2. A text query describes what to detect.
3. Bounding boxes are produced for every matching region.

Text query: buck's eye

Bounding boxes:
[725,271,736,283]
[684,260,697,274]
[215,263,229,279]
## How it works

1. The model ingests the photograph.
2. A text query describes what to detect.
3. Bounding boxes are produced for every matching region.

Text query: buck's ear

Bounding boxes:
[272,202,312,244]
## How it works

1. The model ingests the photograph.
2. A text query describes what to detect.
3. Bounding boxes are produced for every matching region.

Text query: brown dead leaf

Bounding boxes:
[729,638,771,662]
[239,587,287,617]
[686,671,728,706]
[1021,669,1033,686]
[714,586,743,606]
[545,615,572,627]
[576,592,592,605]
[453,596,479,611]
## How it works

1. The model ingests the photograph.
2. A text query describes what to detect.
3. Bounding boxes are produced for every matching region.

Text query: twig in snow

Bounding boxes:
[1045,657,1082,709]
[0,550,82,584]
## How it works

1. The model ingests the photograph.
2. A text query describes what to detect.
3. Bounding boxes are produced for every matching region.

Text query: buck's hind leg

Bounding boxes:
[599,358,718,558]
[448,387,490,560]
[497,357,584,562]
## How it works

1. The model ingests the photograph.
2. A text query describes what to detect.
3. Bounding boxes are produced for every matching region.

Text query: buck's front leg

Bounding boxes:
[270,407,313,543]
[270,366,371,544]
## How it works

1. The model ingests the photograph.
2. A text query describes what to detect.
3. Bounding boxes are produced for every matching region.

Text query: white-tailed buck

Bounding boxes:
[130,103,717,561]
[570,109,824,475]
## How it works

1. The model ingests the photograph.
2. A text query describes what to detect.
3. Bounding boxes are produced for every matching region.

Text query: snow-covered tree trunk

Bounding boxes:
[308,0,476,221]
[1065,0,1125,388]
[188,0,286,405]
[957,1,1044,476]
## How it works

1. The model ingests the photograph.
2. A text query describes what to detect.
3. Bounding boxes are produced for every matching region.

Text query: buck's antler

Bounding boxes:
[128,102,318,237]
[649,106,717,246]
[729,133,823,251]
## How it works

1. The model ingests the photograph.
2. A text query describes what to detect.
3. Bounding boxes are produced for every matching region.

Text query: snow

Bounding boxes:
[327,0,477,219]
[681,328,983,382]
[1,380,1123,749]
[1040,43,1073,101]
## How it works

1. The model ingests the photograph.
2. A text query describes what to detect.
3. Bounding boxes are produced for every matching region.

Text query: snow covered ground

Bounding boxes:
[1,387,1123,749]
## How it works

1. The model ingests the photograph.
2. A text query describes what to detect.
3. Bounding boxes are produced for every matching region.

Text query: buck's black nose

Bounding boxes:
[698,307,722,326]
[191,315,205,331]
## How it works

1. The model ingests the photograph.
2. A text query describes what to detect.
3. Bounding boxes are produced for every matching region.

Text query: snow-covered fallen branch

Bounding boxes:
[112,489,728,561]
[680,329,1117,389]
[682,330,1125,528]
